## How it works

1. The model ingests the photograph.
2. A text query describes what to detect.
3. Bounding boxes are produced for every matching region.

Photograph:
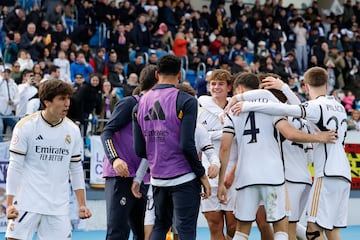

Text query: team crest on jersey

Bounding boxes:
[65,135,71,144]
[11,134,19,145]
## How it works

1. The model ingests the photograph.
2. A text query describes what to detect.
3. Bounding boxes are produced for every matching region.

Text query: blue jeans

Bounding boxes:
[151,178,201,240]
[0,113,18,142]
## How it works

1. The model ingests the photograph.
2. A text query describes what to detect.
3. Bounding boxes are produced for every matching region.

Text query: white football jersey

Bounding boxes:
[224,110,285,189]
[198,96,237,186]
[280,117,312,184]
[9,111,83,215]
[302,96,350,181]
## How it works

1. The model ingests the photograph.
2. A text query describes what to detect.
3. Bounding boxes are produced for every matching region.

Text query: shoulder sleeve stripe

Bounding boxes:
[223,126,235,135]
[105,139,119,160]
[9,149,26,156]
[274,118,286,126]
[201,144,214,152]
[71,155,82,162]
[300,105,306,119]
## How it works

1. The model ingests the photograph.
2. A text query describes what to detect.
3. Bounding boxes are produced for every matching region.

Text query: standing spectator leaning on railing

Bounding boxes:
[0,68,19,142]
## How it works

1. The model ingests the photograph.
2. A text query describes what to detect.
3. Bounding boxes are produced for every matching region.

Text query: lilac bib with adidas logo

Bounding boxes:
[137,86,192,179]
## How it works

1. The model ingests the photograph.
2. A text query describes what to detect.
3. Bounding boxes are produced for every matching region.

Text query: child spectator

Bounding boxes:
[342,90,356,115]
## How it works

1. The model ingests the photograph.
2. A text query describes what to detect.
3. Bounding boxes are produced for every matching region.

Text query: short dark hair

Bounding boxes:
[233,72,259,90]
[49,65,60,74]
[39,79,74,106]
[157,55,181,76]
[258,73,288,103]
[176,83,196,96]
[139,65,157,92]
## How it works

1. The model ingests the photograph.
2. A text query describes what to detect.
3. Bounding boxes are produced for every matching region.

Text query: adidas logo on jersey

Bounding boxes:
[202,120,207,125]
[144,100,166,121]
[35,135,44,140]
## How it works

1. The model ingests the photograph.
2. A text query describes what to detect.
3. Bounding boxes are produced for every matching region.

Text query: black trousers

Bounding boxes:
[105,177,147,240]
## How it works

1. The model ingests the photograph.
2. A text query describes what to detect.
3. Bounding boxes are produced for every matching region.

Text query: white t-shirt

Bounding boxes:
[9,112,83,215]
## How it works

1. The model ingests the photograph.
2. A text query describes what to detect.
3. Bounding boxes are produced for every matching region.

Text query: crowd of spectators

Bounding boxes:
[1,0,360,140]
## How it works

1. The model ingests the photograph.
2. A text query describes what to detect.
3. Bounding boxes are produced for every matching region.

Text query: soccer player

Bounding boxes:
[5,79,92,240]
[133,55,211,240]
[259,75,312,240]
[132,83,219,240]
[228,67,351,240]
[197,69,237,240]
[100,65,158,240]
[217,72,337,240]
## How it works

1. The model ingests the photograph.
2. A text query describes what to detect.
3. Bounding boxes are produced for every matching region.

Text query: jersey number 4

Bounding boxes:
[243,112,259,144]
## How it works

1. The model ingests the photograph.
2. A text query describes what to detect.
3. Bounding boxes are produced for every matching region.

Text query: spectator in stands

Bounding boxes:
[308,54,319,68]
[130,14,153,53]
[269,19,287,53]
[153,22,174,50]
[342,90,356,115]
[123,73,138,97]
[127,53,145,78]
[284,51,300,77]
[0,6,9,32]
[70,51,94,83]
[343,47,359,88]
[209,33,223,55]
[42,65,61,82]
[256,41,269,59]
[77,0,95,26]
[53,50,71,82]
[24,4,43,29]
[347,109,360,131]
[70,73,102,137]
[70,25,95,46]
[229,41,244,62]
[2,6,25,33]
[25,72,43,115]
[324,45,345,89]
[0,68,19,142]
[73,73,85,91]
[96,80,119,134]
[45,3,64,28]
[118,0,137,25]
[10,62,22,85]
[158,0,178,34]
[19,22,45,62]
[197,27,210,48]
[109,24,130,64]
[3,32,19,68]
[172,31,189,57]
[108,62,127,89]
[293,17,308,73]
[148,53,158,65]
[325,59,339,95]
[229,0,243,23]
[39,20,53,47]
[89,48,108,79]
[16,70,38,117]
[188,45,203,71]
[64,0,78,28]
[260,55,277,74]
[230,55,246,74]
[17,49,34,72]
